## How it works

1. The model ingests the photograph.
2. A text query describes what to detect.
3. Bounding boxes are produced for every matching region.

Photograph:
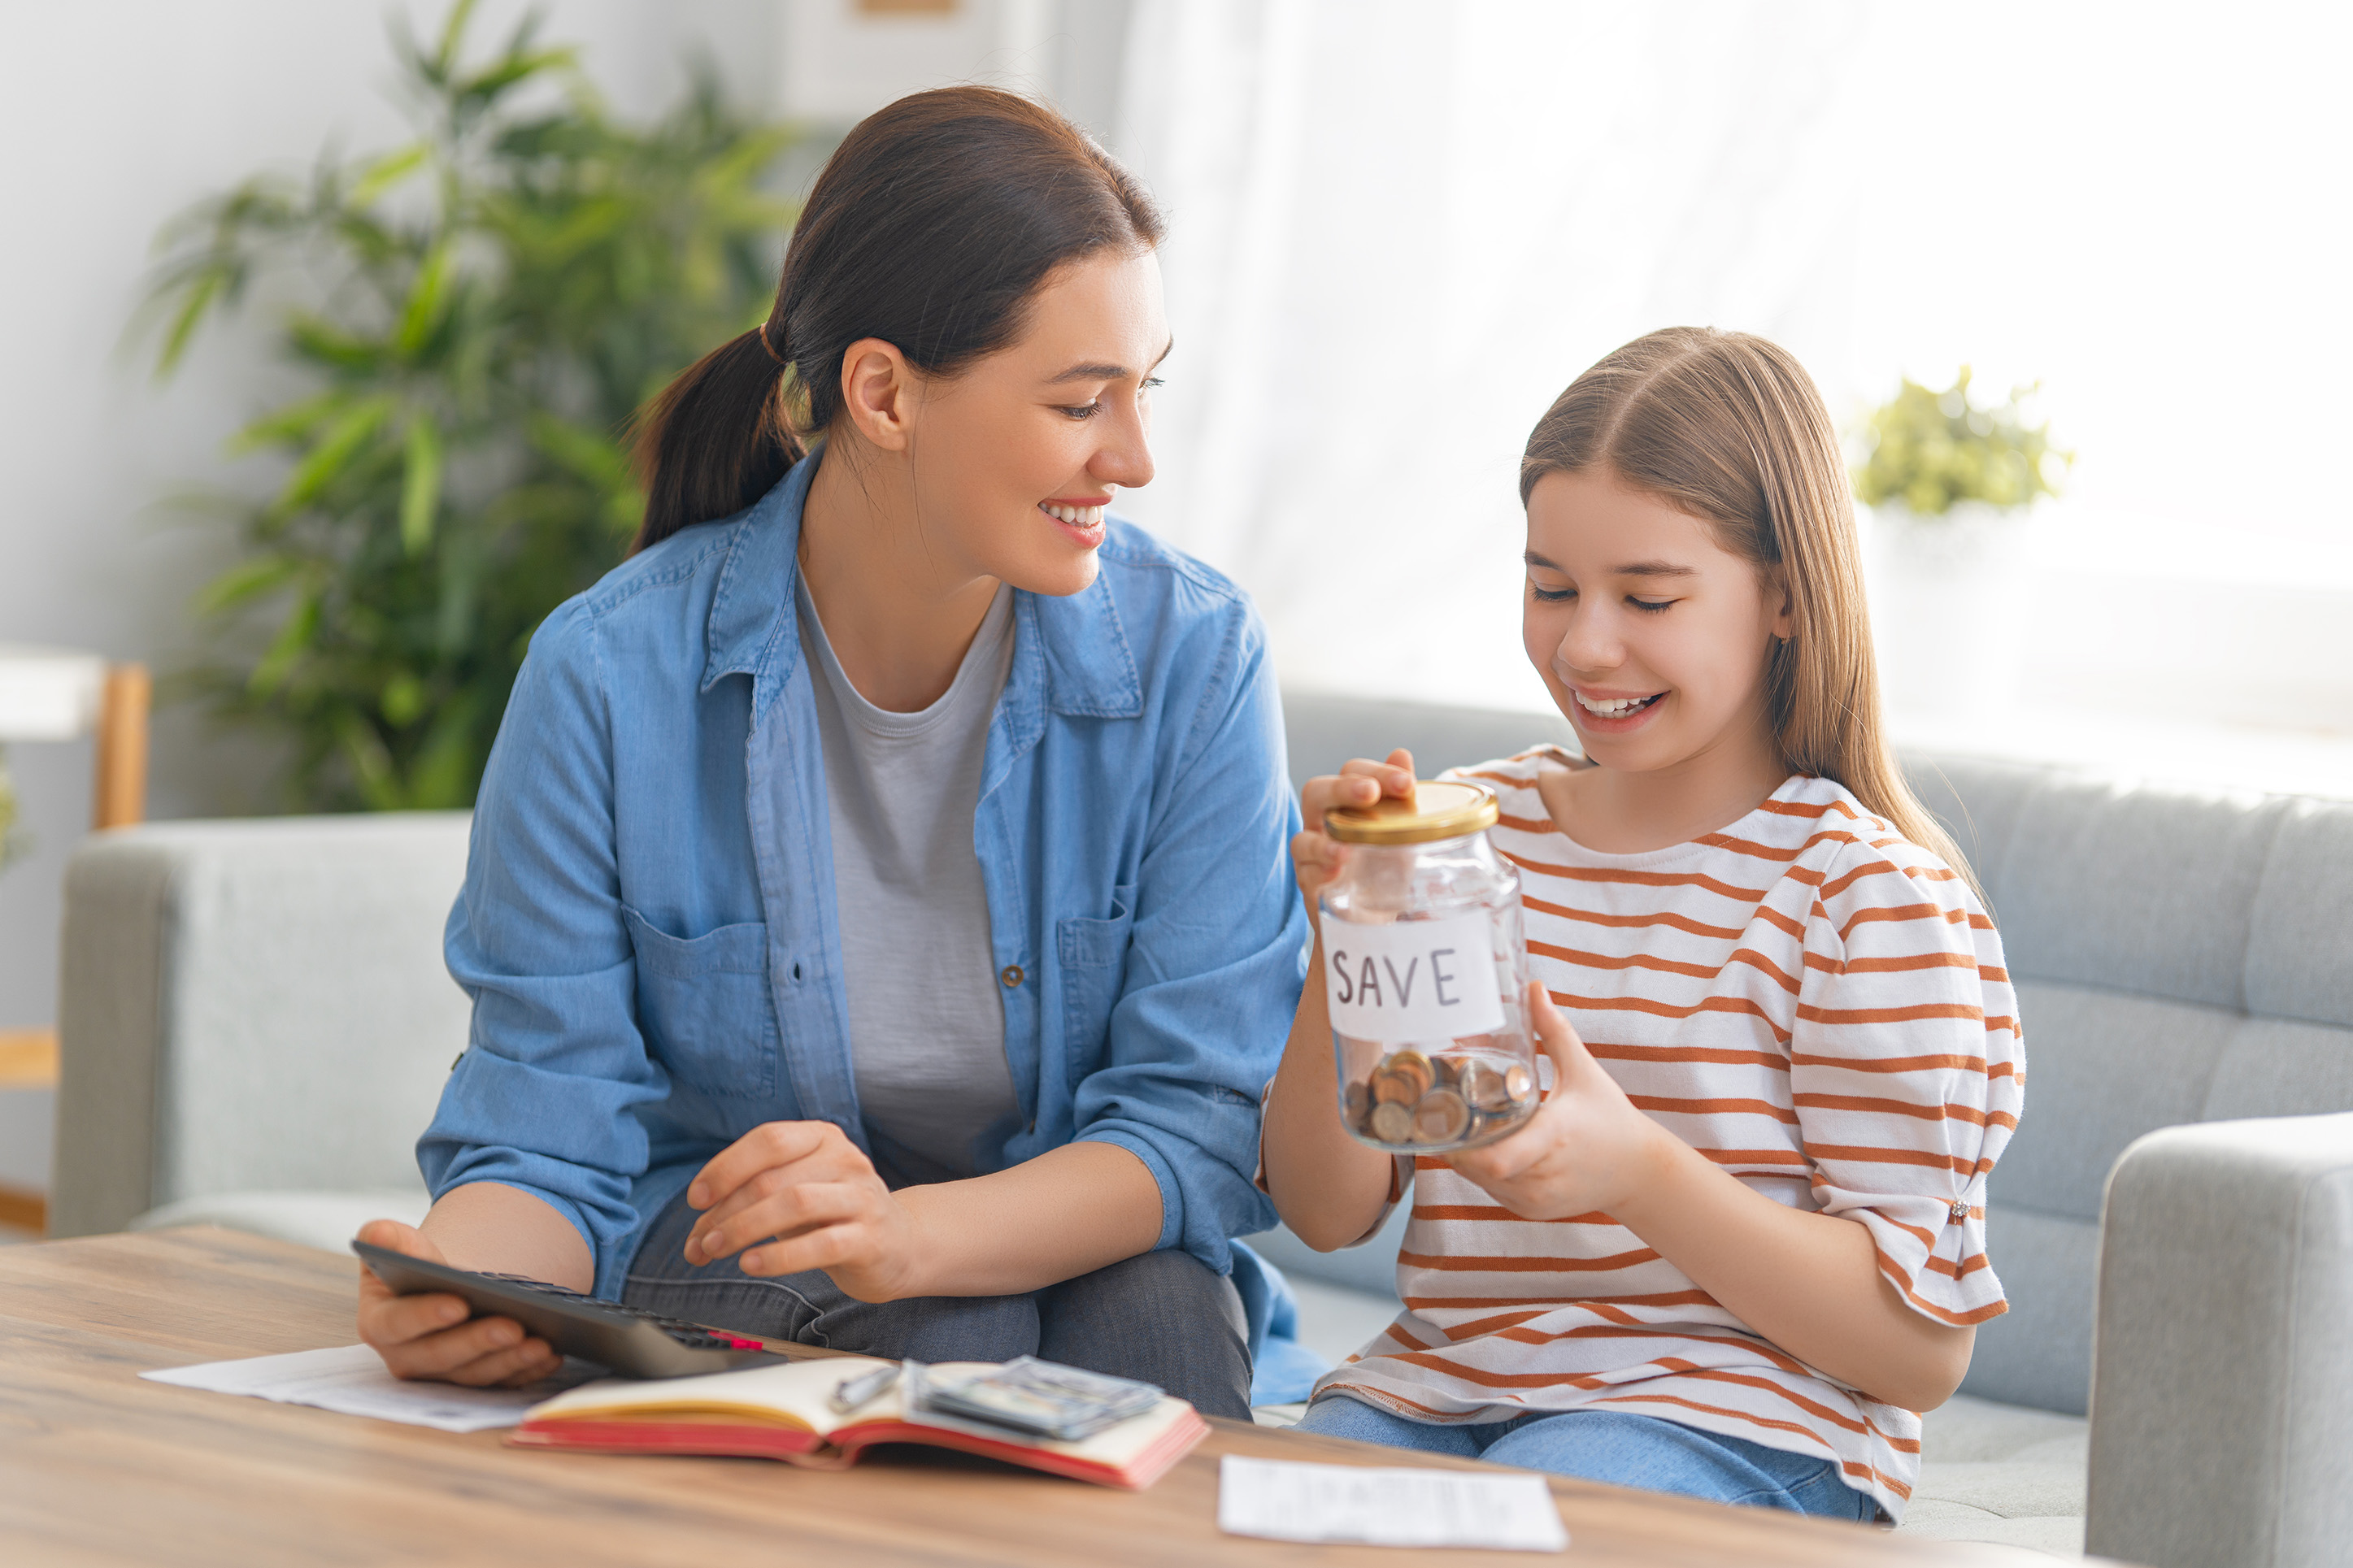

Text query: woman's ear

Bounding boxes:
[836,337,917,454]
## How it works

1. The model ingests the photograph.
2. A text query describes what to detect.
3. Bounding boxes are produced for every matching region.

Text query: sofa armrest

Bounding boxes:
[49,836,177,1237]
[2086,1112,2353,1568]
[50,814,472,1239]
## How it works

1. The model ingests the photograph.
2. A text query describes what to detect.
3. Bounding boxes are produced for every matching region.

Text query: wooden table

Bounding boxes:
[0,1229,2084,1566]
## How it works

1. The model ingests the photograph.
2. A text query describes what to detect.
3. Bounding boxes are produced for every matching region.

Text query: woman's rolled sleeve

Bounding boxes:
[1071,615,1309,1273]
[418,601,669,1297]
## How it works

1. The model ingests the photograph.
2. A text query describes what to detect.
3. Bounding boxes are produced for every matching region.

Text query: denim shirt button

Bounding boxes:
[1001,965,1024,988]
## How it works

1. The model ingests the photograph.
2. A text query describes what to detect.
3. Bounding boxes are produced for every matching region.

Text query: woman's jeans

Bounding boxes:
[1298,1395,1881,1521]
[621,1184,1255,1420]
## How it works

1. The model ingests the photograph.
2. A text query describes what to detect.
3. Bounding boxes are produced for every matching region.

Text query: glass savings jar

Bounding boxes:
[1320,779,1539,1154]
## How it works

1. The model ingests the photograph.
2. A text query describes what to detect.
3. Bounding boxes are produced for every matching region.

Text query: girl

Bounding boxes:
[1263,327,2021,1521]
[354,88,1306,1418]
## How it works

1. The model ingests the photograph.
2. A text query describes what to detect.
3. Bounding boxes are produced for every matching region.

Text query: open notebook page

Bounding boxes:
[527,1357,1198,1468]
[528,1354,899,1437]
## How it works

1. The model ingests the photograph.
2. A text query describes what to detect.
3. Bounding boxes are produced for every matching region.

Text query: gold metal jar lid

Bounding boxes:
[1324,779,1500,845]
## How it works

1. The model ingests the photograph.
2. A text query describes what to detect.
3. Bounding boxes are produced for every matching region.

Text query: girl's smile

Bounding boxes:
[1567,686,1668,731]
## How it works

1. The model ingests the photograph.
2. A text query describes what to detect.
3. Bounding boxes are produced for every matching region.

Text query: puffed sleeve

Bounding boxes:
[418,598,670,1292]
[1790,831,2024,1327]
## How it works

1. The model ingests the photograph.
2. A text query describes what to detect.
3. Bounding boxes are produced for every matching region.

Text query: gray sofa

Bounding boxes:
[50,691,2353,1566]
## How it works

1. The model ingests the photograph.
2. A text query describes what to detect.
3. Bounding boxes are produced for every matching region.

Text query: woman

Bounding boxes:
[354,88,1307,1419]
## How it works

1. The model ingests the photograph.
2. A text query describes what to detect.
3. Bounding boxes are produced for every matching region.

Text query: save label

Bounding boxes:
[1320,909,1505,1043]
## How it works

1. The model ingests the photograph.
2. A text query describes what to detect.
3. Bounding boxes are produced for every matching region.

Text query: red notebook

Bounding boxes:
[505,1356,1207,1492]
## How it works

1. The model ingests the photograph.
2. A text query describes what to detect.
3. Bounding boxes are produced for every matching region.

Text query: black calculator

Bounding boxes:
[351,1239,787,1379]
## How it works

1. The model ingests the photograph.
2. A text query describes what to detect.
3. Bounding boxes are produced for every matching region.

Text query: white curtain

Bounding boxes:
[1114,1,1874,710]
[1112,2,2353,747]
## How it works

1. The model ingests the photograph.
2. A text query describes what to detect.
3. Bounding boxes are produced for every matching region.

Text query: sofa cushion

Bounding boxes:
[1917,759,2287,1010]
[1990,980,2237,1223]
[2245,797,2353,1026]
[1898,1392,2087,1556]
[2202,1016,2353,1120]
[1958,1205,2101,1415]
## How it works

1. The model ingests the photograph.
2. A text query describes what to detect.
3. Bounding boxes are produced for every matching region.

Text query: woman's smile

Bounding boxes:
[1040,491,1111,547]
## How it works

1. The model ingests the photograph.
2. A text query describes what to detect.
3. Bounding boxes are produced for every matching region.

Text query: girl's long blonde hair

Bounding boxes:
[1520,326,1978,895]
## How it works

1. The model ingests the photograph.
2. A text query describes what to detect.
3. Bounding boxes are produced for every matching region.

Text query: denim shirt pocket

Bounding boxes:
[622,905,778,1099]
[1056,884,1136,1090]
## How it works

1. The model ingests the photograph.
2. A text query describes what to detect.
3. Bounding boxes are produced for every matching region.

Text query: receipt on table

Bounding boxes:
[1218,1454,1568,1552]
[141,1344,592,1433]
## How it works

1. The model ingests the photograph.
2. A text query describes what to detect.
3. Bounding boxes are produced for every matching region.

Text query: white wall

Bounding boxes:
[776,0,1129,134]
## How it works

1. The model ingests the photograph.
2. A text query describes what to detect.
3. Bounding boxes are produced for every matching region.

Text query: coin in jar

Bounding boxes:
[1410,1088,1471,1145]
[1369,1067,1417,1106]
[1427,1054,1462,1090]
[1460,1062,1511,1112]
[1379,1050,1433,1100]
[1344,1079,1372,1122]
[1368,1101,1415,1145]
[1503,1062,1535,1103]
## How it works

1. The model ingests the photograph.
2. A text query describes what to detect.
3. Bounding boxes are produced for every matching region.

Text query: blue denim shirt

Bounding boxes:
[419,451,1310,1302]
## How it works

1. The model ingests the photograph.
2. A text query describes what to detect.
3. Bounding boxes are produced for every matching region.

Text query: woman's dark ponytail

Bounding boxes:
[633,327,801,552]
[628,87,1162,555]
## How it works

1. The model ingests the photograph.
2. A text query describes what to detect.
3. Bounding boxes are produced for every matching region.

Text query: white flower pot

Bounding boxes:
[1862,502,2034,724]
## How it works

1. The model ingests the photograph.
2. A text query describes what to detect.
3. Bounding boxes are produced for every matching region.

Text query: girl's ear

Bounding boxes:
[1765,567,1796,642]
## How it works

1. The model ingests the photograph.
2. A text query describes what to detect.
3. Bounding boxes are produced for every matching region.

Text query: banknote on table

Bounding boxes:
[915,1357,1163,1440]
[1218,1455,1568,1552]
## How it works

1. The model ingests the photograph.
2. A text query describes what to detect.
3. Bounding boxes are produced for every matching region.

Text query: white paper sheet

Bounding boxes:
[141,1344,592,1433]
[1219,1454,1568,1553]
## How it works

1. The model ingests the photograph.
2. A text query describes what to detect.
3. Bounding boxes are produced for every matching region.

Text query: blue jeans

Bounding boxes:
[1298,1395,1880,1521]
[620,1184,1255,1420]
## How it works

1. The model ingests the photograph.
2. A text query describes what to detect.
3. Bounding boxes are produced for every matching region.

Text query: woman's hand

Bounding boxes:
[354,1218,563,1387]
[683,1121,925,1302]
[1446,983,1671,1220]
[1291,747,1416,902]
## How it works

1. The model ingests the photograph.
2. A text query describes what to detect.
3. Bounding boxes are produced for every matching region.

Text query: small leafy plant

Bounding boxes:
[1851,368,2071,519]
[142,2,808,810]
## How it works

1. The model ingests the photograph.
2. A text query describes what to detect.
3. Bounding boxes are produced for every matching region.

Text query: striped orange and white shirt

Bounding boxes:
[1312,749,2023,1520]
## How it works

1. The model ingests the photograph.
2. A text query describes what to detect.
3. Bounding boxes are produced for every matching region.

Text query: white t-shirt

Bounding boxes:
[1312,749,2021,1522]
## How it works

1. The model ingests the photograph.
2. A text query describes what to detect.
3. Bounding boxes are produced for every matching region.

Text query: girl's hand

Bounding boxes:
[1446,983,1671,1220]
[354,1218,563,1388]
[1291,747,1416,902]
[683,1122,925,1302]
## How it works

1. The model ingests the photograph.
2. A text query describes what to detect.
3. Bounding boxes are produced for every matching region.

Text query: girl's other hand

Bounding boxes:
[1291,747,1416,902]
[1446,983,1670,1221]
[354,1218,563,1388]
[683,1121,924,1303]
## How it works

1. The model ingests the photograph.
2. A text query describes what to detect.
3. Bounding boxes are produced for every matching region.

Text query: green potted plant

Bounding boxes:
[1850,369,2071,723]
[140,1,811,810]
